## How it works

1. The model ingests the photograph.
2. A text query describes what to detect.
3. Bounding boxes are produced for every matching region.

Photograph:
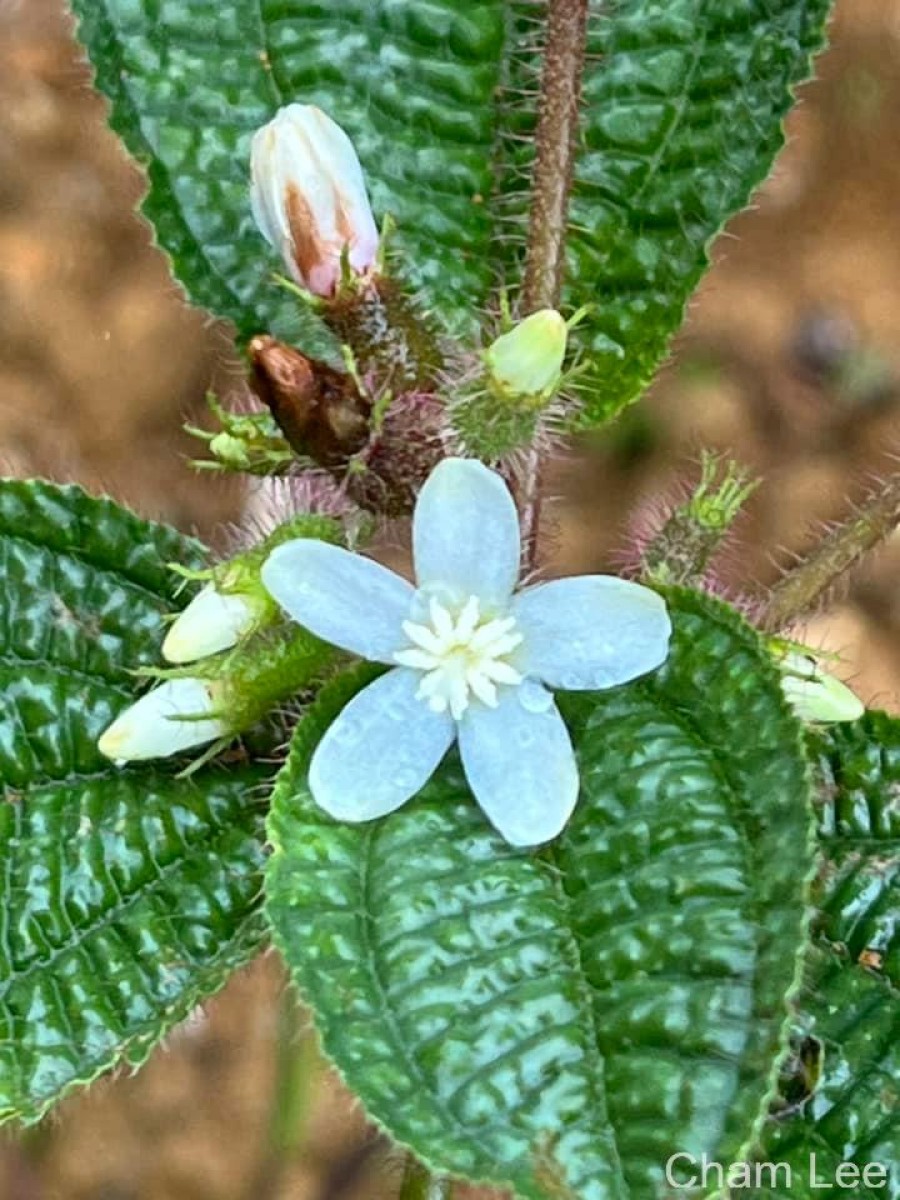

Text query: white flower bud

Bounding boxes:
[162,583,266,664]
[484,309,568,400]
[250,103,379,297]
[97,679,229,763]
[779,651,864,724]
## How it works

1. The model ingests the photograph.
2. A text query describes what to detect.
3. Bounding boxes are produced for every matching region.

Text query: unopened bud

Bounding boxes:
[250,104,379,297]
[163,512,344,665]
[162,584,269,664]
[484,309,568,401]
[777,649,864,724]
[98,678,229,763]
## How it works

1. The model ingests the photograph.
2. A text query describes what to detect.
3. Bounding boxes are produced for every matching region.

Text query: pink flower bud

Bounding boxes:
[250,104,379,297]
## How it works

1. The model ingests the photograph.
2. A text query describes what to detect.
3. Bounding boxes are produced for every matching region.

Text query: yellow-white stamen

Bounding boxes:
[394,595,524,720]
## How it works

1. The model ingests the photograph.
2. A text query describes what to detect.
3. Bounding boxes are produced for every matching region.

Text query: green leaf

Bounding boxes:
[70,0,527,345]
[72,0,834,428]
[266,589,815,1198]
[748,714,900,1198]
[0,480,270,1124]
[566,0,832,424]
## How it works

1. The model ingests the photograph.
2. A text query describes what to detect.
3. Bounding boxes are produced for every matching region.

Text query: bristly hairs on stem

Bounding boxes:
[762,467,900,630]
[517,0,589,570]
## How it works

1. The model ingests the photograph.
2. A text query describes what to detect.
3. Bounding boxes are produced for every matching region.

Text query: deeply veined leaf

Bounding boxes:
[0,480,270,1124]
[748,713,900,1199]
[563,0,833,424]
[72,1,833,430]
[70,0,532,346]
[266,589,815,1198]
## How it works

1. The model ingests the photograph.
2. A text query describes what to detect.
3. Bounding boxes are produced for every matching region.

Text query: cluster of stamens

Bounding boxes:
[394,595,524,719]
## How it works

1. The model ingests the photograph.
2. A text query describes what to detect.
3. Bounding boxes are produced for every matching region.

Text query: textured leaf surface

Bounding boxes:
[72,0,832,428]
[750,714,900,1198]
[70,0,524,345]
[267,590,814,1198]
[0,480,269,1124]
[566,0,832,423]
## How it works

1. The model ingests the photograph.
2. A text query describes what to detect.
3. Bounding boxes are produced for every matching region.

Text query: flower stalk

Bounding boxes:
[762,471,900,630]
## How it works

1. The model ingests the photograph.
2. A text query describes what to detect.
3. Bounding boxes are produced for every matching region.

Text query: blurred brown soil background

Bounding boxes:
[1,0,899,1197]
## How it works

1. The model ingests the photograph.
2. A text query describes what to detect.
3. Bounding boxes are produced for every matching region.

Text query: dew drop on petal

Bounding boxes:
[331,717,362,745]
[518,678,554,714]
[560,670,584,690]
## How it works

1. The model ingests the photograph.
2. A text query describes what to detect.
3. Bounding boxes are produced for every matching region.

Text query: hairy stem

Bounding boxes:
[397,1155,452,1200]
[762,472,900,630]
[519,0,588,567]
[521,0,588,314]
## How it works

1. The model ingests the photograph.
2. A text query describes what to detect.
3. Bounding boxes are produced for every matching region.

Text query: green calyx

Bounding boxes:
[186,394,296,475]
[641,453,758,587]
[218,511,343,595]
[171,512,344,635]
[452,308,584,460]
[152,511,348,734]
[220,620,337,733]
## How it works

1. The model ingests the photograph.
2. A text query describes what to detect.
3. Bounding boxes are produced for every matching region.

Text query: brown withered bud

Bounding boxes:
[249,335,370,467]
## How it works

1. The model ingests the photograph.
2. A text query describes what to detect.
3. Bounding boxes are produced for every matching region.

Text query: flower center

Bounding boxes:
[393,595,524,720]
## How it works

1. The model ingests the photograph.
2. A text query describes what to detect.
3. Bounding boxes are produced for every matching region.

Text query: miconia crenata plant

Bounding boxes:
[2,2,897,1198]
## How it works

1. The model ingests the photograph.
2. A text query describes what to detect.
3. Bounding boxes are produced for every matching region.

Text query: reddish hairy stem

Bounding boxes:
[519,0,588,567]
[762,472,900,630]
[521,0,589,313]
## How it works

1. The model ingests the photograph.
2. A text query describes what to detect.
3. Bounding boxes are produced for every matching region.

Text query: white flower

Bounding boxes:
[779,650,864,724]
[261,457,671,847]
[97,678,229,763]
[485,309,568,399]
[162,583,267,664]
[250,103,379,297]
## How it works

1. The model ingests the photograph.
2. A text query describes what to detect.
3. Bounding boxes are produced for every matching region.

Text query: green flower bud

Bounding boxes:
[484,309,568,401]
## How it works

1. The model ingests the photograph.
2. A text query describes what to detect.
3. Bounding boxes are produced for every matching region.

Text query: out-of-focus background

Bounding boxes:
[1,0,899,1196]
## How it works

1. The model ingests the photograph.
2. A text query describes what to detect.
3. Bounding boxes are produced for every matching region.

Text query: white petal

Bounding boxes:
[310,668,454,821]
[413,458,521,610]
[98,679,228,762]
[458,685,579,847]
[513,576,671,690]
[250,104,378,294]
[162,584,260,663]
[261,539,413,663]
